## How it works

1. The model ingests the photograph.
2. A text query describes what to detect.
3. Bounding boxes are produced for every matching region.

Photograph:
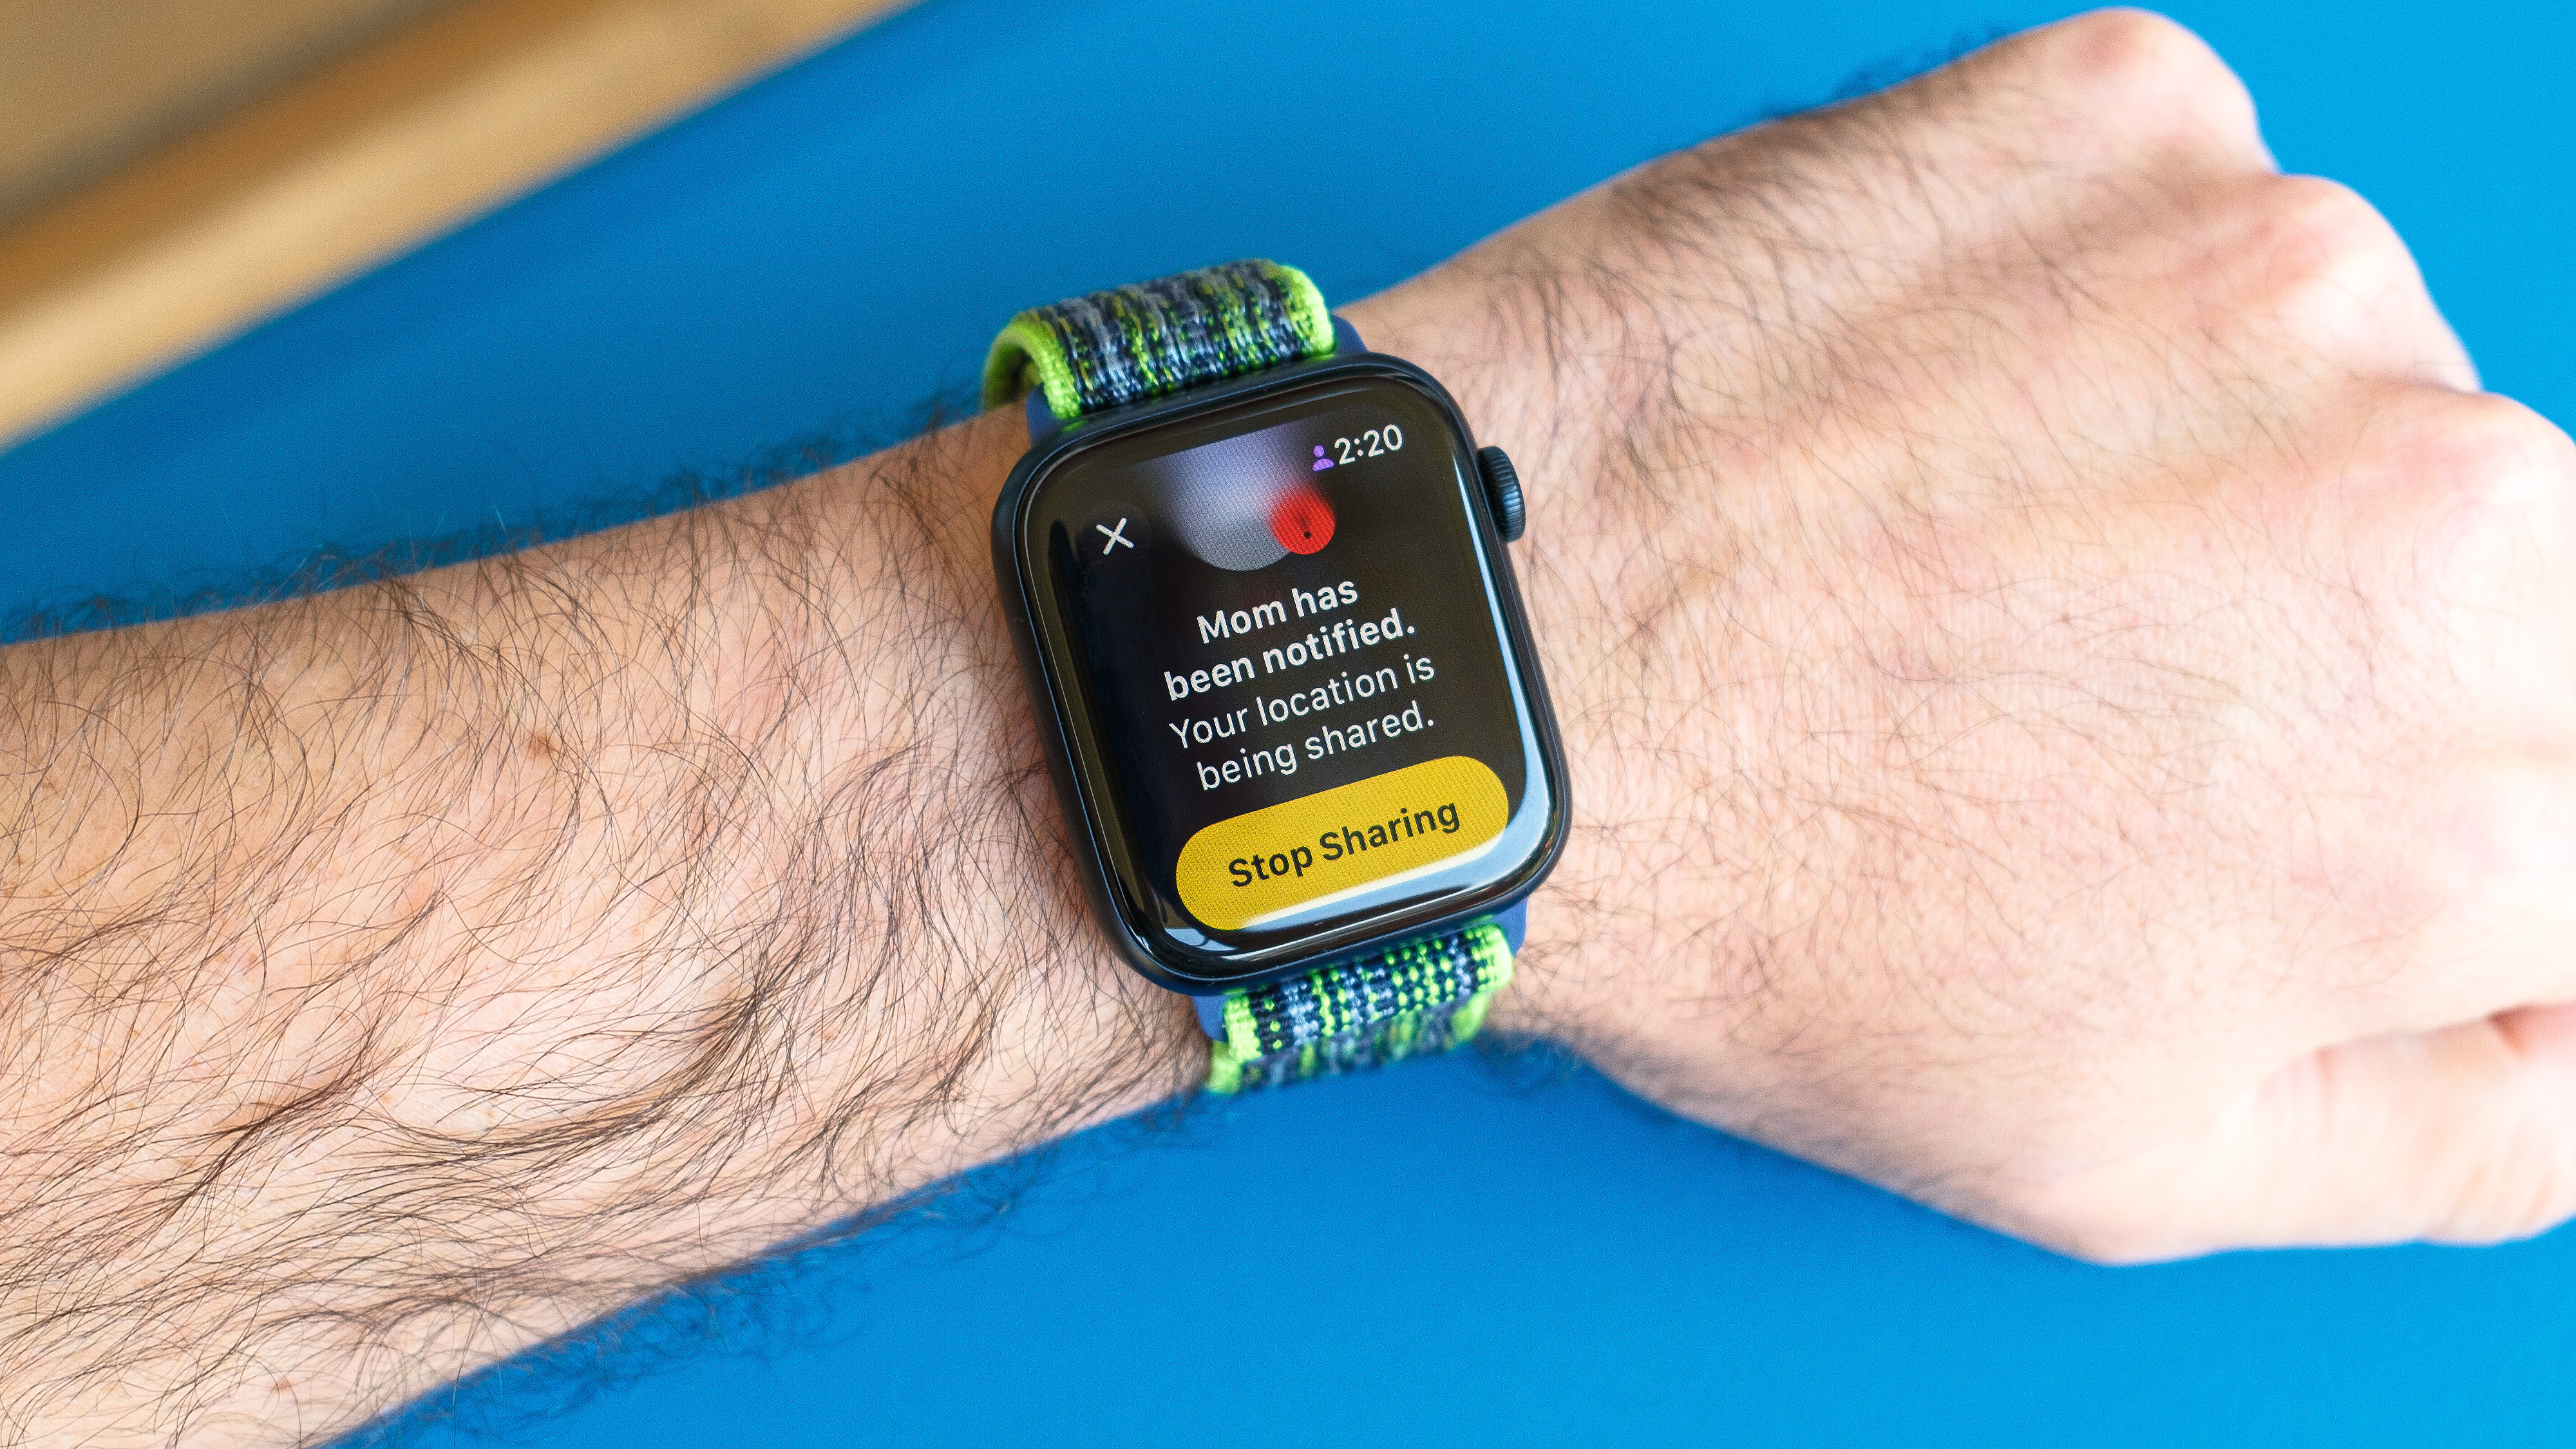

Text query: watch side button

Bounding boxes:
[1477,446,1526,543]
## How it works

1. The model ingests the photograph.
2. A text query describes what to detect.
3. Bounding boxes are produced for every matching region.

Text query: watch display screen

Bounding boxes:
[1016,372,1558,975]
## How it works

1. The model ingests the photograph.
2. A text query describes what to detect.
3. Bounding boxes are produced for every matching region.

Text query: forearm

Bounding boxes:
[0,408,1198,1442]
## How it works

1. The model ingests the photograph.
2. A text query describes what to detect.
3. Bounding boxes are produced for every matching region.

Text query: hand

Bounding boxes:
[1352,8,2576,1261]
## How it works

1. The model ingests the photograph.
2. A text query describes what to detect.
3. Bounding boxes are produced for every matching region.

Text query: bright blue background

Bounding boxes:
[6,1,2572,1443]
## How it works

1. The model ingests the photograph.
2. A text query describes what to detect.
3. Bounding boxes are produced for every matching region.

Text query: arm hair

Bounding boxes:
[0,410,1197,1445]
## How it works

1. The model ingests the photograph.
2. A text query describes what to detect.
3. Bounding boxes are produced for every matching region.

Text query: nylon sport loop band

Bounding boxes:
[1208,920,1516,1094]
[987,259,1518,1094]
[983,259,1336,423]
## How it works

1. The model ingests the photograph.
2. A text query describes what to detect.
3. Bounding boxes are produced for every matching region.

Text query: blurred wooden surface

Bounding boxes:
[0,0,913,448]
[0,0,452,230]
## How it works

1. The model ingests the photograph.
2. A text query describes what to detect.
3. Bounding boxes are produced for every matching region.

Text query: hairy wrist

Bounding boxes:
[1341,225,1743,1064]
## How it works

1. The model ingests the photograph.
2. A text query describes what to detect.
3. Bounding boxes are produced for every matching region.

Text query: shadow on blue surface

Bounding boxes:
[364,1050,2576,1447]
[5,0,2573,1443]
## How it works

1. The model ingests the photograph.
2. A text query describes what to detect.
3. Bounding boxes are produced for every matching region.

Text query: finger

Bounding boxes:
[2021,1003,2576,1262]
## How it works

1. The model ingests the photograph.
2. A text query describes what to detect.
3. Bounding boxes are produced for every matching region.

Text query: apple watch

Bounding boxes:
[985,260,1568,1092]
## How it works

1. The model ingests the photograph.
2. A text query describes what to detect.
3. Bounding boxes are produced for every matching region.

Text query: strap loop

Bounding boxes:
[983,260,1334,422]
[1206,920,1515,1094]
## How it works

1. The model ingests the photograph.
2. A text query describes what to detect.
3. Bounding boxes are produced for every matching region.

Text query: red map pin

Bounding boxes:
[1268,488,1335,554]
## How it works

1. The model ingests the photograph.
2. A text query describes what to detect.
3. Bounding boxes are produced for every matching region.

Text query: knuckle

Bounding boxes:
[2265,171,2381,227]
[2266,175,2402,273]
[2358,392,2576,688]
[2244,176,2415,342]
[2027,10,2257,150]
[2458,393,2573,482]
[2392,390,2573,513]
[2420,764,2576,952]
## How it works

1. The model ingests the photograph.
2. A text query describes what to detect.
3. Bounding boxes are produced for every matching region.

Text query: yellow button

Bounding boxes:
[1175,755,1509,931]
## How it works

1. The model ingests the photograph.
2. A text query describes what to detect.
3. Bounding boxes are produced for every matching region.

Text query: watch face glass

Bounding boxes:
[1016,370,1561,981]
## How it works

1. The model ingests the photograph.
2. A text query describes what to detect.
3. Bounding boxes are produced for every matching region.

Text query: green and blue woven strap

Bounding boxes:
[988,260,1512,1092]
[982,259,1336,423]
[1206,920,1515,1095]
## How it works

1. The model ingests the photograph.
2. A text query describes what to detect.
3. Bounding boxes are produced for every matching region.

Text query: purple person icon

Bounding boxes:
[1312,444,1335,471]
